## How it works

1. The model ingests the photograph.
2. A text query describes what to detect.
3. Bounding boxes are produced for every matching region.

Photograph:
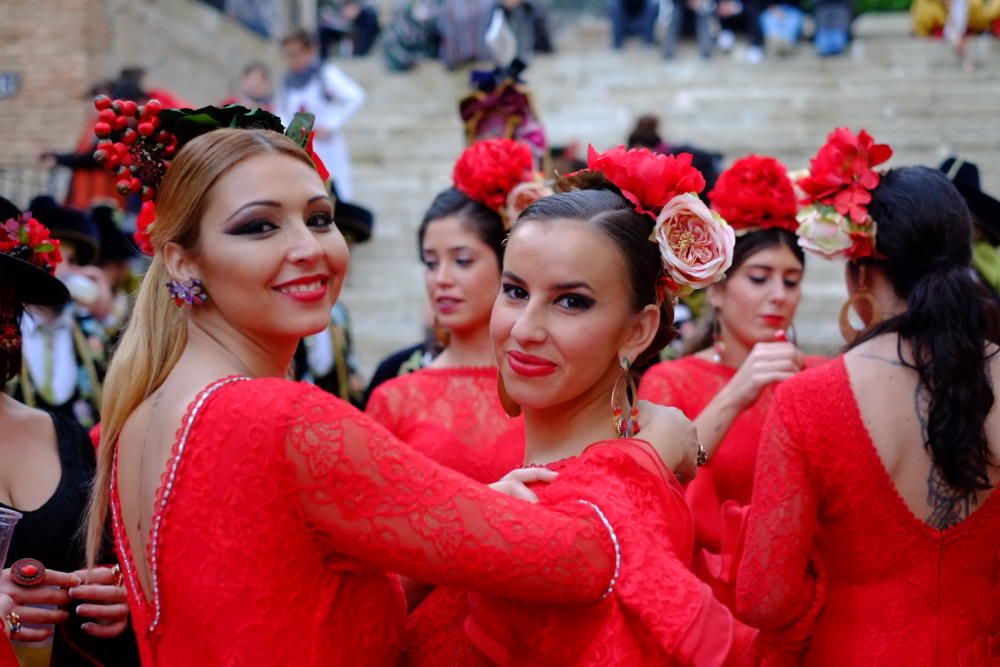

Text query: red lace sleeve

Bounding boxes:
[281,385,616,603]
[735,388,822,631]
[364,383,398,434]
[637,364,681,407]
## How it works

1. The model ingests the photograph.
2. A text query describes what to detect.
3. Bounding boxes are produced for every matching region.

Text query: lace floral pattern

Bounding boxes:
[366,367,525,483]
[736,358,1000,666]
[111,378,621,666]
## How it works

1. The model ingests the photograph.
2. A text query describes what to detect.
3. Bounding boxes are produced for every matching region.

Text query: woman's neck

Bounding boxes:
[522,380,619,466]
[182,318,296,380]
[434,323,496,368]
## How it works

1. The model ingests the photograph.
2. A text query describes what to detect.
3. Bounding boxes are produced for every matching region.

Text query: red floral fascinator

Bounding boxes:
[452,138,545,228]
[796,128,893,261]
[562,145,734,296]
[708,155,798,235]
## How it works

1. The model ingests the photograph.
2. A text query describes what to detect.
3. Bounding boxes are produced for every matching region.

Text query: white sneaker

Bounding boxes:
[717,30,735,52]
[745,45,764,63]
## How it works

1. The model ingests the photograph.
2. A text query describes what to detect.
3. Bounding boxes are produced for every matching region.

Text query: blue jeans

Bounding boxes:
[761,5,805,45]
[610,0,659,48]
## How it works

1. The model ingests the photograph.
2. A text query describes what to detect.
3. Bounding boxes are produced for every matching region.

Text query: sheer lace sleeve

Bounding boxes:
[363,383,398,435]
[281,385,616,603]
[637,364,681,407]
[735,390,820,630]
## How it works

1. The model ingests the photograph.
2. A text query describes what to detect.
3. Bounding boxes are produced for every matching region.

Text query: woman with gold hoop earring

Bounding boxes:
[405,145,757,665]
[638,155,827,610]
[737,131,1000,664]
[366,139,548,485]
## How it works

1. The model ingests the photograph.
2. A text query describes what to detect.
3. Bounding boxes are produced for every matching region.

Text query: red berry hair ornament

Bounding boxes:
[795,128,893,261]
[708,155,798,235]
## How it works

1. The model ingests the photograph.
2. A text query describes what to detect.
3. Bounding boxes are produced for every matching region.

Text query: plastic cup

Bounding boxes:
[0,507,23,567]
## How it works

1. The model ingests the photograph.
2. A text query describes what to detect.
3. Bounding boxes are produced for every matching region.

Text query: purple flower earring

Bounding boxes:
[166,278,208,308]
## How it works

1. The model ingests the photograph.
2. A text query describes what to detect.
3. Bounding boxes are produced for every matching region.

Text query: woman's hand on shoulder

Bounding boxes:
[635,400,699,483]
[489,467,559,504]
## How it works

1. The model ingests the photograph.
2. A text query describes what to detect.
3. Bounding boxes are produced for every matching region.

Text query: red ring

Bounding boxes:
[10,558,45,587]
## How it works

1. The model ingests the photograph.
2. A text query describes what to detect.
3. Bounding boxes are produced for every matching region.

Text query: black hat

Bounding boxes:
[91,205,137,264]
[939,157,1000,238]
[331,183,373,243]
[0,197,69,306]
[29,196,100,266]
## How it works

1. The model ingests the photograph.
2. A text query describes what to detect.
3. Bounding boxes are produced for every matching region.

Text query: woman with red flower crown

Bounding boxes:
[736,129,1000,665]
[84,103,703,666]
[366,139,548,486]
[638,154,827,609]
[404,145,758,666]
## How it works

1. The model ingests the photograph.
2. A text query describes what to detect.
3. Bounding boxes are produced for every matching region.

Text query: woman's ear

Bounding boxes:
[162,241,201,284]
[619,303,661,364]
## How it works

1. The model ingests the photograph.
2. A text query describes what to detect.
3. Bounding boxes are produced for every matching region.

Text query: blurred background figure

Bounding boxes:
[939,157,1000,294]
[278,29,366,201]
[610,0,659,49]
[222,61,274,109]
[318,0,382,58]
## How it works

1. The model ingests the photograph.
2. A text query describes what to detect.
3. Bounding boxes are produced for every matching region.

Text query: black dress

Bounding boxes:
[2,410,139,667]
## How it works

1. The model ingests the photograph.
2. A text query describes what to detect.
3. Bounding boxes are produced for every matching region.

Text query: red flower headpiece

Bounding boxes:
[562,145,734,296]
[1,211,63,274]
[453,139,538,227]
[795,128,893,261]
[708,155,798,234]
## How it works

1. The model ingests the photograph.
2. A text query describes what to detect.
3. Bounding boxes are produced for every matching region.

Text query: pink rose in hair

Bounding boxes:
[653,193,735,290]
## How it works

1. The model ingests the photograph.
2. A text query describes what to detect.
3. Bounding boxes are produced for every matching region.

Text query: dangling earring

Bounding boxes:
[711,316,725,364]
[838,292,881,344]
[433,316,450,349]
[496,373,521,418]
[165,278,208,308]
[611,356,639,438]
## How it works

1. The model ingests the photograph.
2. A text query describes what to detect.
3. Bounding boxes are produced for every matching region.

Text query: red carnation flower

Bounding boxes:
[453,139,535,212]
[586,145,706,219]
[797,128,892,224]
[708,155,797,233]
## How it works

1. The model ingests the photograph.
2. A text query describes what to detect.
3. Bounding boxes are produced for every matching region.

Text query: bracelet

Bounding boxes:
[578,500,621,600]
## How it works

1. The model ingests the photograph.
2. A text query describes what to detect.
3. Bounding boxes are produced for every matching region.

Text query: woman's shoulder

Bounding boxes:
[773,355,849,420]
[211,376,357,420]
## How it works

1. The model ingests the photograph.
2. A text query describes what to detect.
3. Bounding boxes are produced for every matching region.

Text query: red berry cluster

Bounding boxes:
[92,95,177,200]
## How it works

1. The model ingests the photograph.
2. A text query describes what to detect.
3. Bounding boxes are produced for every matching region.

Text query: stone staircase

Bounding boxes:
[334,13,1000,375]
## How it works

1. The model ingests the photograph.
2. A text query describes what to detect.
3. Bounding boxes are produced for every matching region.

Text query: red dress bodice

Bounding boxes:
[366,367,525,483]
[109,377,640,666]
[737,358,1000,665]
[405,440,752,666]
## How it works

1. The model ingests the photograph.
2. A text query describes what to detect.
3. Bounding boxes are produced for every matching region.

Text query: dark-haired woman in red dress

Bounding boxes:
[367,140,547,483]
[639,155,825,604]
[406,145,756,666]
[737,130,1000,665]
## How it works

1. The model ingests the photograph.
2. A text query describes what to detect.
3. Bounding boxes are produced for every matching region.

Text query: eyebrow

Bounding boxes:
[226,196,330,223]
[501,272,594,291]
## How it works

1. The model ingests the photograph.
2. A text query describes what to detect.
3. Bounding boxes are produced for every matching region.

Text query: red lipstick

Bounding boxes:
[507,350,558,378]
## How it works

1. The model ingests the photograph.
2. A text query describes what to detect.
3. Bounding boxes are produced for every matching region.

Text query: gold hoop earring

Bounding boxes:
[838,292,881,344]
[611,356,639,438]
[497,373,521,418]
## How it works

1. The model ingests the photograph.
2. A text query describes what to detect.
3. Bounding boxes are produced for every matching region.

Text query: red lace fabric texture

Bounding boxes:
[736,358,1000,666]
[404,439,752,667]
[109,378,631,667]
[366,367,525,483]
[639,355,827,607]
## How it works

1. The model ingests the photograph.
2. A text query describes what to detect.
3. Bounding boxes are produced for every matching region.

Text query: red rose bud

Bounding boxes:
[113,115,129,131]
[138,122,154,137]
[94,122,112,138]
[122,129,138,145]
[94,95,111,111]
[122,100,138,116]
[98,108,116,124]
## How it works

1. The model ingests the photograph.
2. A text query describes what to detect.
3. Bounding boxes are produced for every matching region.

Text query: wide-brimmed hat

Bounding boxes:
[29,196,100,266]
[331,183,373,243]
[939,157,1000,238]
[0,197,69,306]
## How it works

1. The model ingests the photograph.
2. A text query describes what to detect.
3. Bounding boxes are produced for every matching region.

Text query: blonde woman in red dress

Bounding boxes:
[405,146,759,666]
[638,155,825,604]
[737,130,1000,664]
[84,106,700,666]
[367,140,546,483]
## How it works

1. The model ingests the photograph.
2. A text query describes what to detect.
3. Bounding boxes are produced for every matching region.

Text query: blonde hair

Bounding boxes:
[86,129,317,567]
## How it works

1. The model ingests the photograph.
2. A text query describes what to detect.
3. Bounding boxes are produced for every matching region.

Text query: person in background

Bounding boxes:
[610,0,659,49]
[938,157,1000,295]
[813,0,854,56]
[222,62,274,110]
[278,29,366,202]
[761,0,805,56]
[319,0,382,58]
[91,206,139,339]
[662,0,716,59]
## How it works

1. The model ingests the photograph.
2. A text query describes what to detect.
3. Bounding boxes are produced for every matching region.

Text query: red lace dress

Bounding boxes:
[108,377,656,667]
[736,358,1000,666]
[366,367,524,483]
[404,439,753,666]
[638,355,826,605]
